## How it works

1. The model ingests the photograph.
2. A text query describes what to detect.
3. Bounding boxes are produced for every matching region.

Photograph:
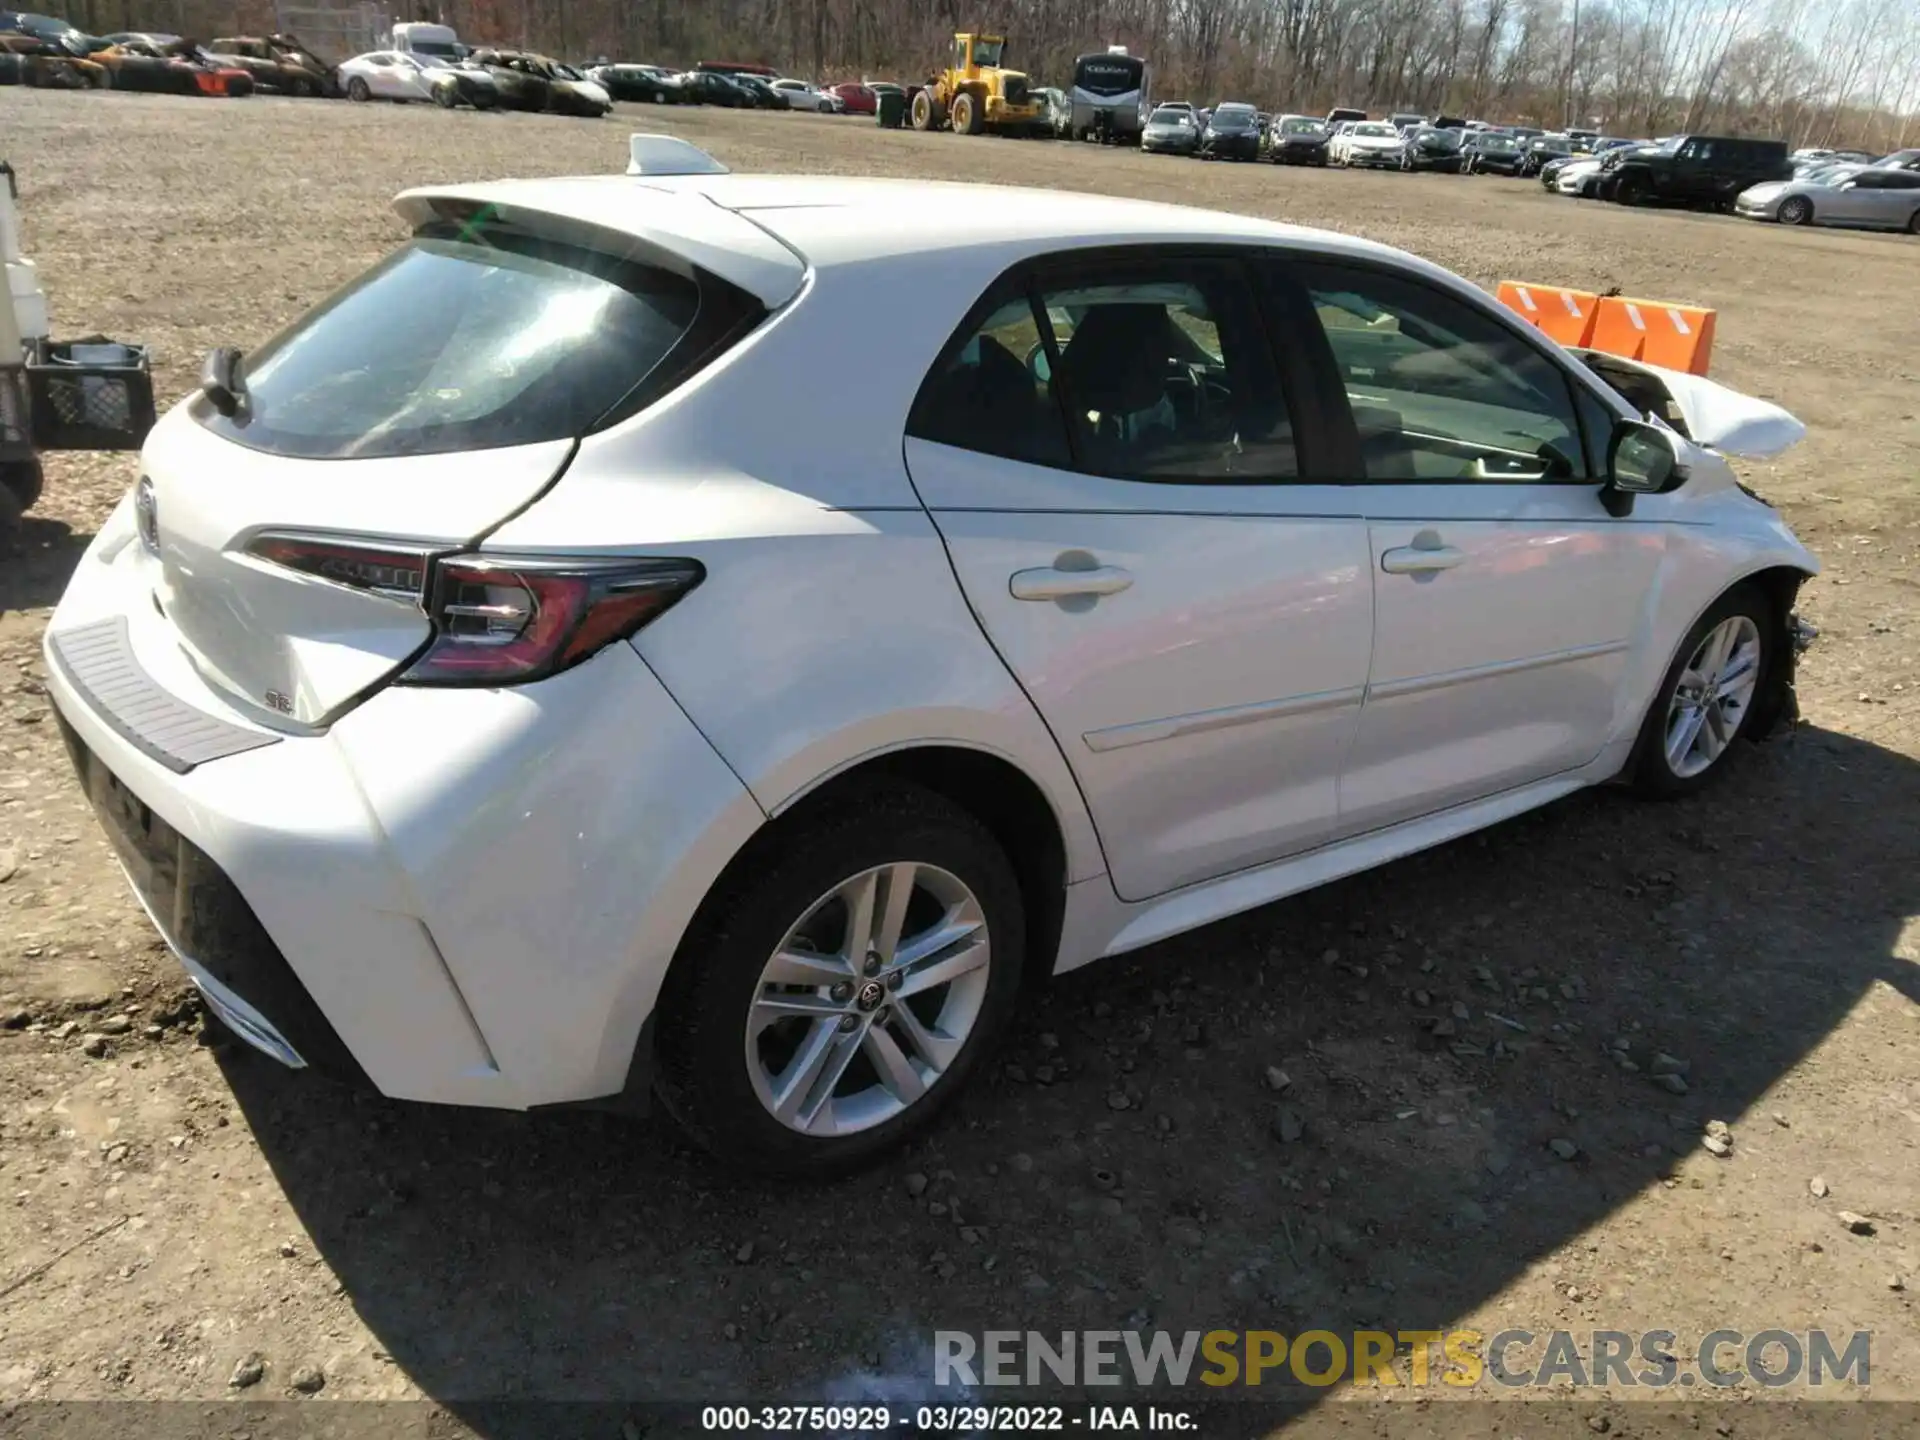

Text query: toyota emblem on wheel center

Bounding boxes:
[134,476,159,555]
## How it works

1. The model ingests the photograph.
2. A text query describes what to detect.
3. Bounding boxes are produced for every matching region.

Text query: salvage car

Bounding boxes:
[1331,120,1407,168]
[825,81,876,115]
[1602,134,1791,209]
[426,58,497,108]
[39,134,1819,1174]
[208,34,336,96]
[338,50,447,102]
[1198,101,1261,160]
[770,77,836,111]
[1399,123,1463,171]
[85,33,252,95]
[466,49,610,116]
[1141,102,1201,155]
[678,68,752,106]
[587,63,685,102]
[1517,133,1575,176]
[1268,114,1331,166]
[1461,131,1525,174]
[732,73,789,109]
[0,31,104,86]
[1736,164,1920,232]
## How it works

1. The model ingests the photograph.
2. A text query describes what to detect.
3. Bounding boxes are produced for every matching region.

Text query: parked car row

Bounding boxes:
[1532,133,1920,234]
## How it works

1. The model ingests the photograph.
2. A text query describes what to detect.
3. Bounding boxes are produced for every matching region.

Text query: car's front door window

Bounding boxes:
[1289,261,1588,483]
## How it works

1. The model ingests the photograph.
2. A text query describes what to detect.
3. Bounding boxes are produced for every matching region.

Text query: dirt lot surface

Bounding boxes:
[1,91,1918,1434]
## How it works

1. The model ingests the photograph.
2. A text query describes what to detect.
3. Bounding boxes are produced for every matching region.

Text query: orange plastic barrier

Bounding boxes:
[1588,295,1717,375]
[1495,281,1600,349]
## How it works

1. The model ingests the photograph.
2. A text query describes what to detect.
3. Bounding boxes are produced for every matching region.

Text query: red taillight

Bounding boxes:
[400,555,703,686]
[246,534,431,602]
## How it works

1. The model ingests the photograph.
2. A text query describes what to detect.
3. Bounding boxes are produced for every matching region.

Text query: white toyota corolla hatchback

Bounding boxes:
[46,136,1818,1174]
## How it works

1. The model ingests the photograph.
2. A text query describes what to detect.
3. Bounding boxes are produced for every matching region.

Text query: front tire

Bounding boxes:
[951,91,981,135]
[654,781,1025,1175]
[1626,586,1774,798]
[346,76,370,102]
[1777,195,1813,226]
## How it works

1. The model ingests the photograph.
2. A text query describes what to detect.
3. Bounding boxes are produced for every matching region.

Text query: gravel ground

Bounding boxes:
[1,90,1918,1431]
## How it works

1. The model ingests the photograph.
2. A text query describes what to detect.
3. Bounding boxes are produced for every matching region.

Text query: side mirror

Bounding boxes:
[1604,419,1686,514]
[199,347,247,418]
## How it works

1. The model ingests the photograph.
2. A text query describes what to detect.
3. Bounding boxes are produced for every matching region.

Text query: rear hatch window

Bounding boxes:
[197,226,714,460]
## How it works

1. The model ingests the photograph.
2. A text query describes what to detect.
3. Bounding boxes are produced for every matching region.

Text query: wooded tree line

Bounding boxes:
[40,0,1920,147]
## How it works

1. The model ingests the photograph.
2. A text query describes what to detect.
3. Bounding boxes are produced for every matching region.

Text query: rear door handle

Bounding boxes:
[1010,565,1135,601]
[1381,544,1465,575]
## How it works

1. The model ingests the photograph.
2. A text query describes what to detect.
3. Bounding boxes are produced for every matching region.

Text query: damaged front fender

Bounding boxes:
[1574,349,1806,460]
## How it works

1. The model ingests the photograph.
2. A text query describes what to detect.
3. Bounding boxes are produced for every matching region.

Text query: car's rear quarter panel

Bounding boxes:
[483,248,1109,885]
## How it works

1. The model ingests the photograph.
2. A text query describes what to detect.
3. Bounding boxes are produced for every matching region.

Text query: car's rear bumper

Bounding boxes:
[44,495,764,1111]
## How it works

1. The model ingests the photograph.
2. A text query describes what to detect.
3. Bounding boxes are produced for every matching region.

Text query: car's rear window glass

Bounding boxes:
[196,228,701,460]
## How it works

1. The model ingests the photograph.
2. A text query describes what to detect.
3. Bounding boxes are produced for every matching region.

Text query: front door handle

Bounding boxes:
[1381,544,1465,575]
[1010,565,1135,601]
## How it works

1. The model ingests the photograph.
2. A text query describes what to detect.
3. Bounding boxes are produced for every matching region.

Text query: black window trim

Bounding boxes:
[1255,247,1629,487]
[905,241,1633,491]
[907,242,1332,488]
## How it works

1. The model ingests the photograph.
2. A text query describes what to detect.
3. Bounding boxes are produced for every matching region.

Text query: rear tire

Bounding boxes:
[654,781,1025,1176]
[1625,585,1775,799]
[909,89,934,130]
[433,84,457,108]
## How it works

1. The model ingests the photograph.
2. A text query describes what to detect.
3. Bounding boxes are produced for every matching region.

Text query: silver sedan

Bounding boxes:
[1736,165,1920,233]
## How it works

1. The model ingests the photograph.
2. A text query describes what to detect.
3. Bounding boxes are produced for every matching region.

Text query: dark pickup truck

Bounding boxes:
[1600,134,1791,210]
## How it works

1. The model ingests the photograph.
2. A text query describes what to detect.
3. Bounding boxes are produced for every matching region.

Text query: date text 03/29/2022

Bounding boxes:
[700,1405,1194,1432]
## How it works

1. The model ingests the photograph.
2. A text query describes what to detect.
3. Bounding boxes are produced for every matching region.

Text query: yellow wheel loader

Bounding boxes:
[909,33,1048,137]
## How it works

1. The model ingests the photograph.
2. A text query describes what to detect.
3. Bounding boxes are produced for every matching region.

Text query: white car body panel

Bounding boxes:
[393,178,808,308]
[340,51,435,101]
[43,158,1820,1115]
[133,404,576,726]
[47,497,765,1107]
[772,79,832,111]
[1554,158,1603,193]
[902,443,1373,901]
[1570,350,1807,459]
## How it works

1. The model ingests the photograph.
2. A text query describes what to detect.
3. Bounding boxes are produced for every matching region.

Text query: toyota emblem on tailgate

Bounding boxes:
[135,477,158,555]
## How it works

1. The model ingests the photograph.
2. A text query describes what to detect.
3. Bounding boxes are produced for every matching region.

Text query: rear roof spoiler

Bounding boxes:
[393,167,805,309]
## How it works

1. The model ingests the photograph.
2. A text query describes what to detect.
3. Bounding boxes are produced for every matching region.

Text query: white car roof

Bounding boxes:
[395,170,1447,310]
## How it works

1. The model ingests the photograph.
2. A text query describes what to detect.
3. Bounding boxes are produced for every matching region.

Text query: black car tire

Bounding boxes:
[654,779,1025,1176]
[433,83,457,108]
[346,75,369,101]
[1778,195,1813,226]
[1625,585,1776,800]
[1908,209,1920,235]
[1616,172,1649,205]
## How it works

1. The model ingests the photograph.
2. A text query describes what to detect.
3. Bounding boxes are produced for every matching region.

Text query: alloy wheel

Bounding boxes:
[745,862,991,1136]
[1664,615,1762,779]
